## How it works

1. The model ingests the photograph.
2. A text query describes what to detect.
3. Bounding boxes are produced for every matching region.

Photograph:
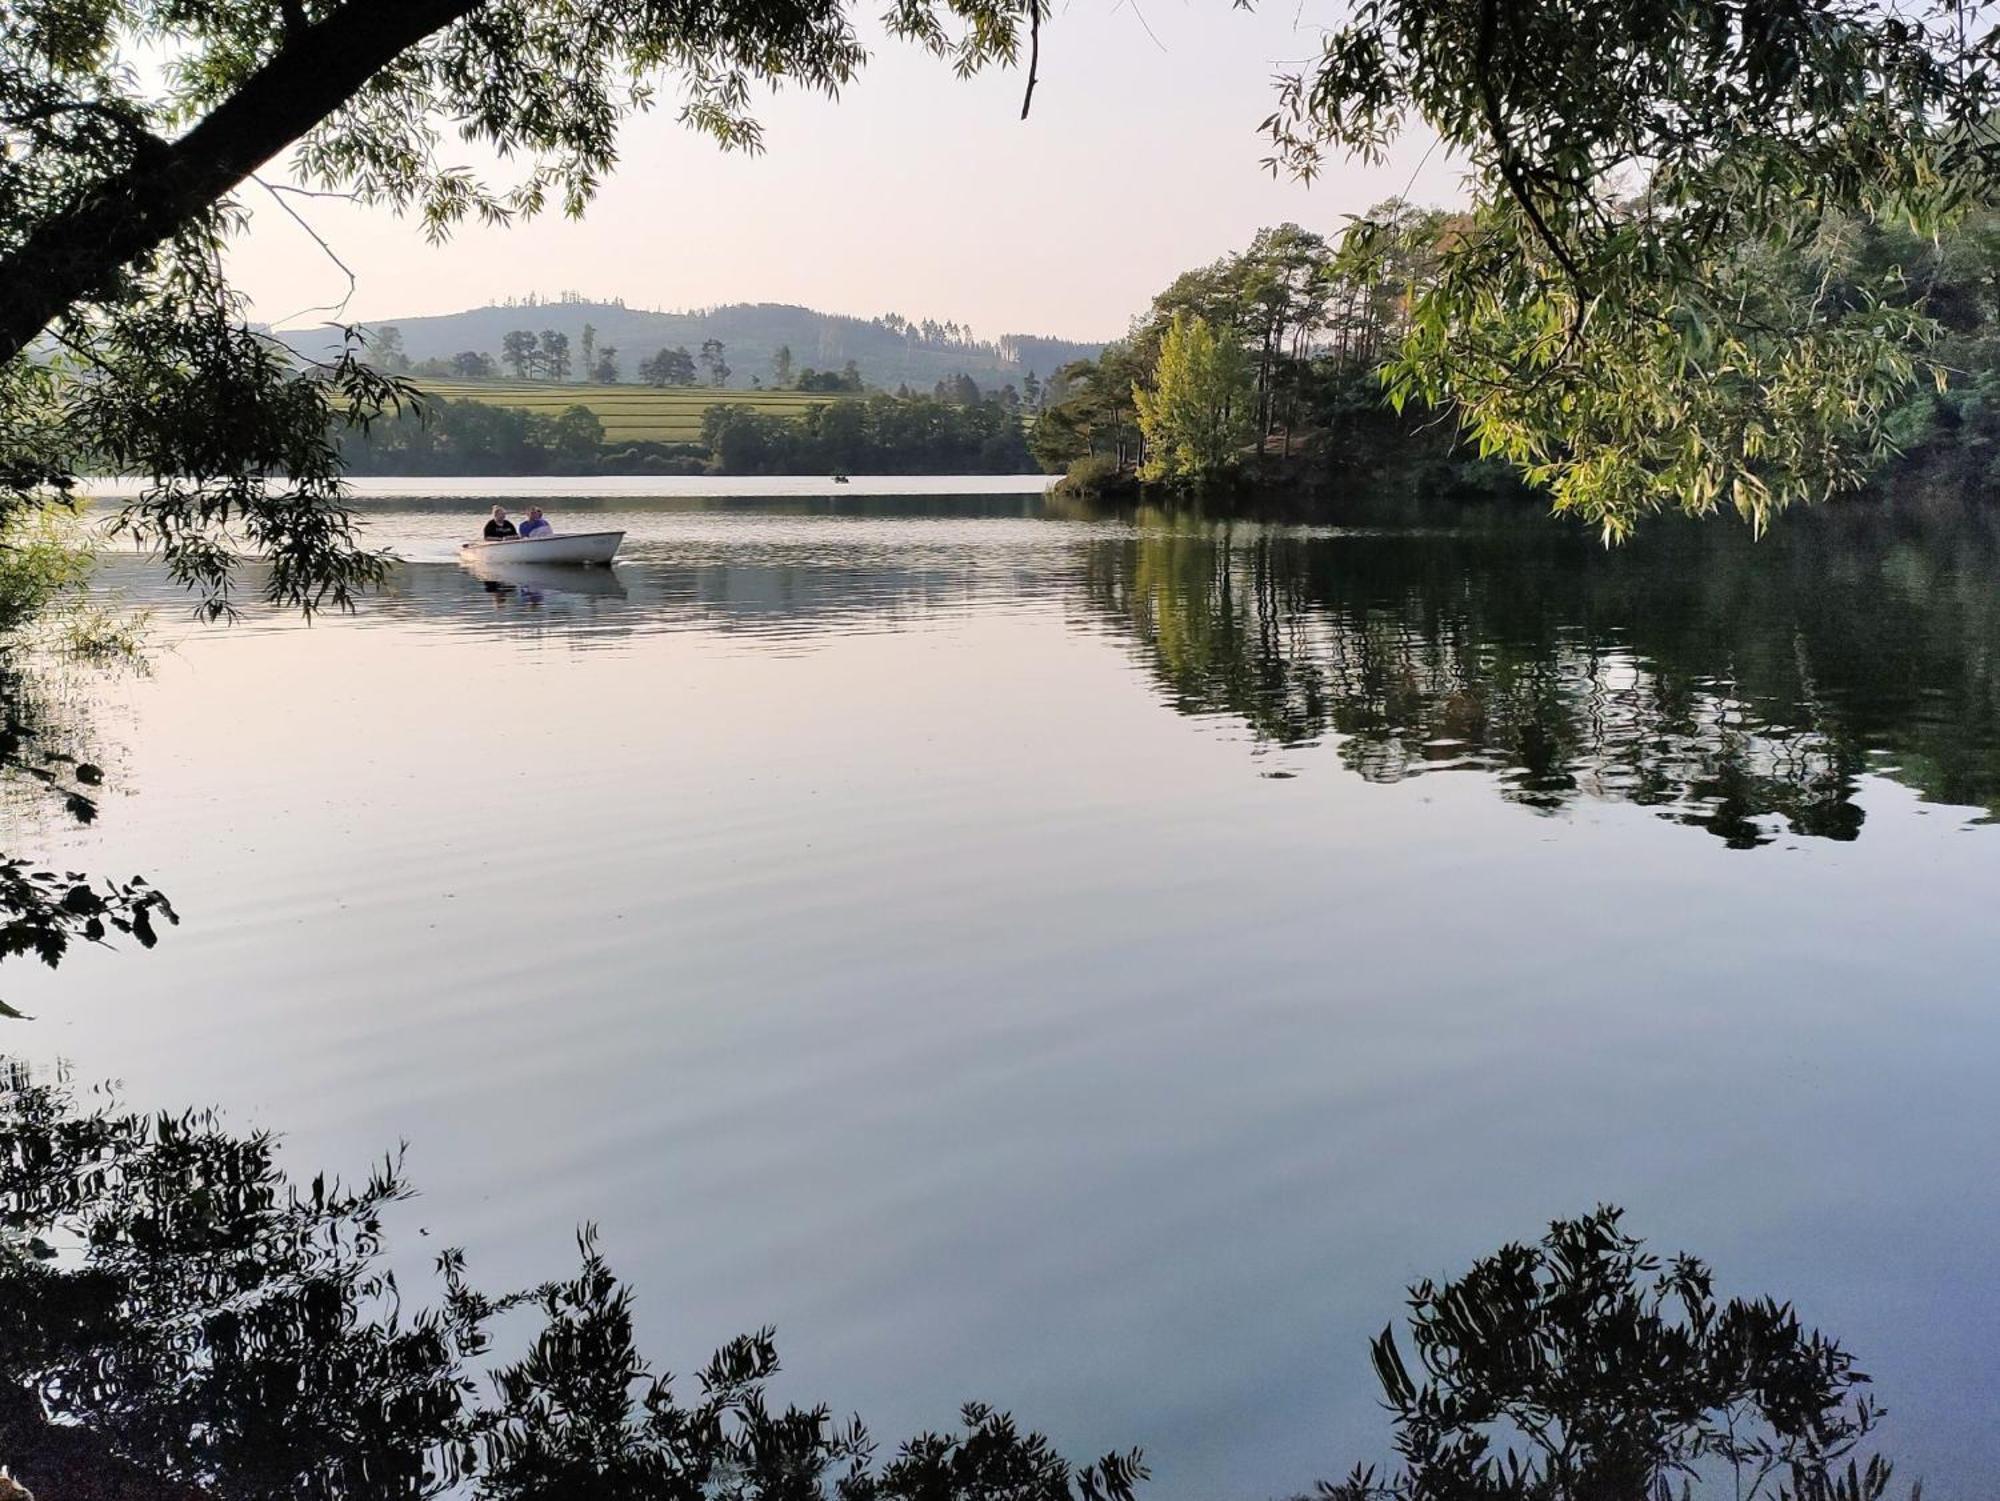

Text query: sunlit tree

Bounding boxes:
[1134,312,1253,485]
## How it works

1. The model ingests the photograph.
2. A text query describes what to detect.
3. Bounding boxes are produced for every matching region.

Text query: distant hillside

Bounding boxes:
[415,379,851,442]
[294,299,1105,392]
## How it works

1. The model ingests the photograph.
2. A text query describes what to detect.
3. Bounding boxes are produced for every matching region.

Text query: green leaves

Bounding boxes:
[1270,0,2000,531]
[1350,197,1940,535]
[1133,311,1254,486]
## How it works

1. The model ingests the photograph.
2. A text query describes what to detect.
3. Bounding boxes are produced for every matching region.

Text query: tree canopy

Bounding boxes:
[1266,0,2000,534]
[1132,312,1252,484]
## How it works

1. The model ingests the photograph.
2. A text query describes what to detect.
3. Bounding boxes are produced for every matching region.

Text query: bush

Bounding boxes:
[1058,453,1123,494]
[0,506,92,636]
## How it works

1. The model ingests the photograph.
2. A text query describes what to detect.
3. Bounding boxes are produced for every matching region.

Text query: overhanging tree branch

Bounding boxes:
[0,0,486,364]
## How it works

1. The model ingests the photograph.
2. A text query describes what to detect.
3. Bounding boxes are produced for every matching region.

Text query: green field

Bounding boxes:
[416,381,853,443]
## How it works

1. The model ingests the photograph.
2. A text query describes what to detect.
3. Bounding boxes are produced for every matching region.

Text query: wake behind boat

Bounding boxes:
[458,530,624,566]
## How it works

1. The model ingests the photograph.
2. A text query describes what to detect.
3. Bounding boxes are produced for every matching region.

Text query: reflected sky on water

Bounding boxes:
[9,490,2000,1497]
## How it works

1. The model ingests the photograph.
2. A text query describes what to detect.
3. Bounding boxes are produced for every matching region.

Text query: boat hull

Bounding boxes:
[458,530,623,566]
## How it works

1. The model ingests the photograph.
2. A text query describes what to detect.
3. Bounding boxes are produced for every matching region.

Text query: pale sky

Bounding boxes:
[227,2,1464,341]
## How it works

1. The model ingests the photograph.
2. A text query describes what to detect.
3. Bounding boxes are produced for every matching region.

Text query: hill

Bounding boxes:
[297,299,1105,393]
[417,379,852,442]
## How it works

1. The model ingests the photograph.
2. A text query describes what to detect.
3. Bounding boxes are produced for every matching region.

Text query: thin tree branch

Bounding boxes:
[1474,0,1584,287]
[1020,0,1042,119]
[252,173,359,325]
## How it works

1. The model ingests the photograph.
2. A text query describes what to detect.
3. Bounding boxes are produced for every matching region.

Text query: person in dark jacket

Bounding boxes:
[482,506,518,540]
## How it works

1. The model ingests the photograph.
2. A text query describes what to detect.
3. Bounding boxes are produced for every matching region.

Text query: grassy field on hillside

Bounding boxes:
[417,381,852,443]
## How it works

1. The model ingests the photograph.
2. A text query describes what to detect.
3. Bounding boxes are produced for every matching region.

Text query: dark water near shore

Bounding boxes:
[8,489,2000,1495]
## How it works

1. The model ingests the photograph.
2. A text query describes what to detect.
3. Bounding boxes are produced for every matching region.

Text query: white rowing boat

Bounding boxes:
[458,530,624,566]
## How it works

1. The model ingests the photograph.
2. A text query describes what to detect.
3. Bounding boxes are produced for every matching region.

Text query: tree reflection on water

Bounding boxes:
[0,1063,1144,1501]
[1081,500,2000,846]
[1,1065,1912,1501]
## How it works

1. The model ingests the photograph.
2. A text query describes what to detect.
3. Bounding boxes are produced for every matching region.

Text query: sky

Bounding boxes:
[225,2,1464,342]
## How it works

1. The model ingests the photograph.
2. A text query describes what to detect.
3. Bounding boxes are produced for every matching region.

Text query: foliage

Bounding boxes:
[1052,196,2000,511]
[699,339,732,389]
[1323,1208,1893,1501]
[369,325,410,374]
[640,347,700,387]
[701,393,1033,474]
[0,508,175,1010]
[1031,350,1146,473]
[1035,216,1457,486]
[340,390,1032,474]
[1078,500,2000,846]
[502,330,538,380]
[0,508,91,639]
[1260,0,2000,535]
[0,1070,1147,1501]
[539,330,572,382]
[411,380,865,443]
[0,659,177,1012]
[0,1068,1924,1501]
[1132,312,1253,486]
[340,396,608,473]
[1057,453,1123,495]
[800,363,867,393]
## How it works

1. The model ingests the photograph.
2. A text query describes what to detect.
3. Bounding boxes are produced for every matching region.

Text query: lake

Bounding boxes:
[6,482,2000,1496]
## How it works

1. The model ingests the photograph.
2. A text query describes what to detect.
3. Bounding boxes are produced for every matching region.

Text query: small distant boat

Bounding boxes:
[831,474,851,484]
[457,530,623,566]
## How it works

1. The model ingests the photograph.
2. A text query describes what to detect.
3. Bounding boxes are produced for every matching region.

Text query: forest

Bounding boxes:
[1032,204,2000,511]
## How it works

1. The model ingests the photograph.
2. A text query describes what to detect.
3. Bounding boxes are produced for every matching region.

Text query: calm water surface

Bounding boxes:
[8,488,2000,1496]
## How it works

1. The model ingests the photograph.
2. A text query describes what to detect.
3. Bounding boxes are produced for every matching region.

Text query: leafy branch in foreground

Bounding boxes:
[0,529,176,1012]
[0,866,174,1019]
[1323,1207,1898,1501]
[1267,0,2000,534]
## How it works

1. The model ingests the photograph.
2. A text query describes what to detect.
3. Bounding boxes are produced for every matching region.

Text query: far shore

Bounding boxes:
[73,473,1058,503]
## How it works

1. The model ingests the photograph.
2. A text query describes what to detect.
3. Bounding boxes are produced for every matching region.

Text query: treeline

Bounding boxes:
[364,315,1083,405]
[1038,202,2000,502]
[337,398,640,475]
[336,391,1035,476]
[1030,209,1493,496]
[700,389,1032,474]
[1866,207,2000,488]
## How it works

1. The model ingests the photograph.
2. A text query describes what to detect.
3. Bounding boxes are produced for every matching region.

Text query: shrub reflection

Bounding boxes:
[0,1065,1143,1501]
[2,1068,1914,1501]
